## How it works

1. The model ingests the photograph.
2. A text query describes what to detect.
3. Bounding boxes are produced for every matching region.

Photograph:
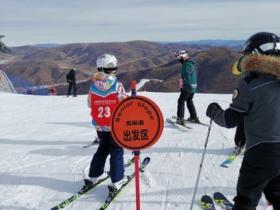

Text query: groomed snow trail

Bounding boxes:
[0,92,269,210]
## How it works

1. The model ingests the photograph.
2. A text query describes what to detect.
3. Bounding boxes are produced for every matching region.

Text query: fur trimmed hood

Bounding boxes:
[241,55,280,78]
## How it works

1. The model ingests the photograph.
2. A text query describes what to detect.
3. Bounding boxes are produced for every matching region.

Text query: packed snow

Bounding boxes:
[0,92,270,210]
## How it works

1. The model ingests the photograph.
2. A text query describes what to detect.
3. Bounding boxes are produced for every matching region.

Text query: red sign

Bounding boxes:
[111,96,164,150]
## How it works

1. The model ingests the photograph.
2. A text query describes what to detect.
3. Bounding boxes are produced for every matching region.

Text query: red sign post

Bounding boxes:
[111,80,164,210]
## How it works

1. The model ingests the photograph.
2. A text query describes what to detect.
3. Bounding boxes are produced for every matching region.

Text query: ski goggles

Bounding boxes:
[97,67,117,75]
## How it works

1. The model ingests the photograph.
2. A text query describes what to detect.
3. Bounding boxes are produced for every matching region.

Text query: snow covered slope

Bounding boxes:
[0,92,270,210]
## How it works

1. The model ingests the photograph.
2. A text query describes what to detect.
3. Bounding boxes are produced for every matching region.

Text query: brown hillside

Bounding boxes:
[3,41,242,94]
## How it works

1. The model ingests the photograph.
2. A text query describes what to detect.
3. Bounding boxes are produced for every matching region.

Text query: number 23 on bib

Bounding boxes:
[90,93,119,127]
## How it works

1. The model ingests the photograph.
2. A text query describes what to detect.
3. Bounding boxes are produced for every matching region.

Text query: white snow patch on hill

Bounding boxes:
[136,79,163,91]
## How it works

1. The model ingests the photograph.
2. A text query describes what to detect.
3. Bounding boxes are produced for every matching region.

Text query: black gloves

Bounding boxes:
[206,103,222,119]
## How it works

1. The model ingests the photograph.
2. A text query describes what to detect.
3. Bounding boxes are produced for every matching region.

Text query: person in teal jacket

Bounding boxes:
[175,51,200,125]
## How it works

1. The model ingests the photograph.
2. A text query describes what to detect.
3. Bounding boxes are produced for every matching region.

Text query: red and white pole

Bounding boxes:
[131,80,141,210]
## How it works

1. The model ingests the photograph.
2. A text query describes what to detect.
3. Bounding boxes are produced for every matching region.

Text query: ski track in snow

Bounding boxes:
[0,92,271,210]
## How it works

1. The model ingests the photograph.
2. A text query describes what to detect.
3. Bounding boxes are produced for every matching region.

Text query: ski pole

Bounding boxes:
[189,119,213,210]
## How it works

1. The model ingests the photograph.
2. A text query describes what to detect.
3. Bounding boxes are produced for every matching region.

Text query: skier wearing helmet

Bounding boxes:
[83,53,127,191]
[175,50,200,125]
[206,32,280,210]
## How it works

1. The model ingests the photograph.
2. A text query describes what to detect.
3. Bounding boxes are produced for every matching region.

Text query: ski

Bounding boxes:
[83,137,99,148]
[50,157,135,210]
[200,195,216,210]
[220,154,238,168]
[171,116,209,127]
[98,157,151,210]
[166,118,192,129]
[220,147,243,168]
[213,192,234,210]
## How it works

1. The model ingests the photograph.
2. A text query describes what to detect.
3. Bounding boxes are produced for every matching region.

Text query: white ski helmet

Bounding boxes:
[175,50,190,59]
[96,53,118,74]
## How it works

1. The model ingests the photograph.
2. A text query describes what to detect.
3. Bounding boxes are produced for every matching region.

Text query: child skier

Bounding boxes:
[206,32,280,210]
[84,53,127,191]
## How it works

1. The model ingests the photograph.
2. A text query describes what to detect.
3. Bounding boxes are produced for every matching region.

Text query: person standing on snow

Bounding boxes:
[206,32,280,210]
[66,68,77,97]
[175,50,200,125]
[83,53,127,191]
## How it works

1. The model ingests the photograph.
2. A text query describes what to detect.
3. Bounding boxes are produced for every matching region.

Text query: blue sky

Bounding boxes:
[1,0,280,46]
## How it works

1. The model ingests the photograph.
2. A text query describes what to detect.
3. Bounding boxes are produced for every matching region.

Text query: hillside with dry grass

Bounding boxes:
[1,41,242,94]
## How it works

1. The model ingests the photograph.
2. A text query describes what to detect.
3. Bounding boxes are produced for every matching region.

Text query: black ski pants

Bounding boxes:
[67,81,77,96]
[233,160,280,210]
[89,131,124,183]
[177,89,197,119]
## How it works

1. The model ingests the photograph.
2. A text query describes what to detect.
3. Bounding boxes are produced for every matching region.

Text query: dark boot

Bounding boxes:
[187,117,200,123]
[176,118,185,126]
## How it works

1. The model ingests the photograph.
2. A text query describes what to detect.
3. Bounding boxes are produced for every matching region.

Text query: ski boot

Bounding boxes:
[176,117,186,126]
[108,176,128,192]
[187,117,200,124]
[83,166,108,186]
[233,145,244,155]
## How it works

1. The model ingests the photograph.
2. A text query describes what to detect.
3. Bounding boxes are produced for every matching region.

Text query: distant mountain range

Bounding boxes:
[0,40,242,95]
[164,40,245,47]
[33,43,61,48]
[31,39,245,48]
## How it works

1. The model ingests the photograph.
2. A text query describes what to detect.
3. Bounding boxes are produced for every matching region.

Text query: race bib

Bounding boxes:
[91,93,118,126]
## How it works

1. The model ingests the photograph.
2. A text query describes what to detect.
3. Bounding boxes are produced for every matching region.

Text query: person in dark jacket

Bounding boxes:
[206,32,280,210]
[66,68,77,97]
[175,50,200,125]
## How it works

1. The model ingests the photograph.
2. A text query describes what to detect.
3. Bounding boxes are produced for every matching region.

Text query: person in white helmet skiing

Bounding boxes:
[206,32,280,210]
[83,53,127,191]
[175,50,200,125]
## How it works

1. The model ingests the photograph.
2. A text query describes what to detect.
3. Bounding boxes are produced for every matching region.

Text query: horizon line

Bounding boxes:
[9,39,246,48]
